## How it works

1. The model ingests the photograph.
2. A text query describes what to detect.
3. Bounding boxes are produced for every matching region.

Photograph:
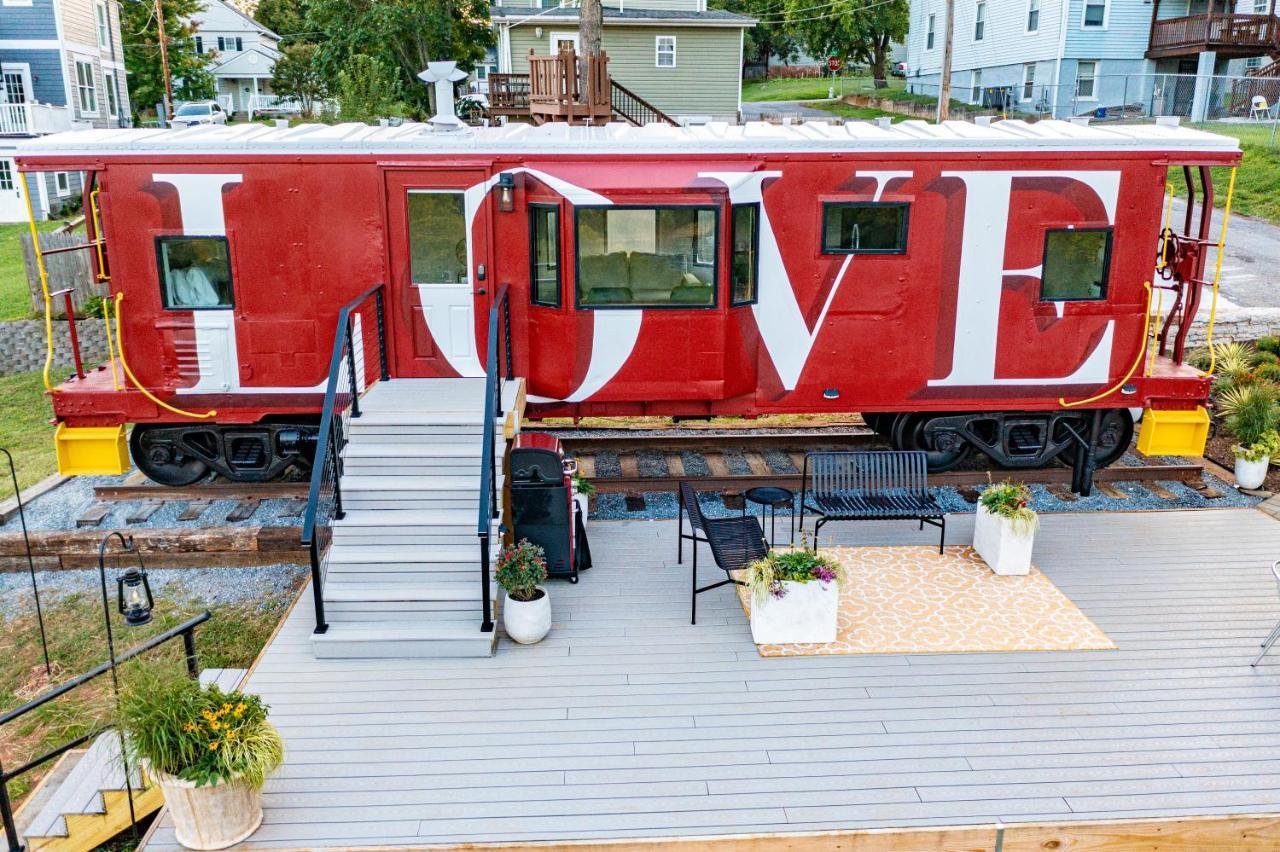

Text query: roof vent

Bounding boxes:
[417,61,469,132]
[1156,115,1182,127]
[1070,116,1091,126]
[975,115,992,127]
[875,116,892,129]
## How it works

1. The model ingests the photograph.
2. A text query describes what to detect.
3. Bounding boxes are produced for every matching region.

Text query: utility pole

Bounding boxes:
[155,0,174,119]
[936,0,954,123]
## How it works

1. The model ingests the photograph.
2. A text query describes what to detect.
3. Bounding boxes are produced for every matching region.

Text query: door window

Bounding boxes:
[530,203,561,307]
[157,236,234,309]
[0,159,14,191]
[2,70,26,104]
[731,203,758,305]
[1040,228,1111,301]
[407,192,468,285]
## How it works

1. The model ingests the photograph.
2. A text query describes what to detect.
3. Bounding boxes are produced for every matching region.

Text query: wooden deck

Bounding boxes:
[144,508,1280,849]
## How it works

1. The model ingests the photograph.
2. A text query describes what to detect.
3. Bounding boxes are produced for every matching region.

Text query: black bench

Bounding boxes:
[799,451,946,552]
[677,481,768,625]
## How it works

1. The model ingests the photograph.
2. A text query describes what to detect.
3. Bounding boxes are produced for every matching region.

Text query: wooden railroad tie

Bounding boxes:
[76,503,111,528]
[124,501,161,524]
[177,500,212,521]
[225,499,262,523]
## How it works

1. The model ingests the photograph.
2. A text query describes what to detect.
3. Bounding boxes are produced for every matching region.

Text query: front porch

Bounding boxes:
[1147,4,1280,59]
[142,507,1280,849]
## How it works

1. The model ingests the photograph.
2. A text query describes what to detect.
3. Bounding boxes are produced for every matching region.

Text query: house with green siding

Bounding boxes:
[491,2,755,124]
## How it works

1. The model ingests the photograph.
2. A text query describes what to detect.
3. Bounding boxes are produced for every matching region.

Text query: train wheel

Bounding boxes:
[1055,409,1134,469]
[893,414,972,472]
[130,425,211,486]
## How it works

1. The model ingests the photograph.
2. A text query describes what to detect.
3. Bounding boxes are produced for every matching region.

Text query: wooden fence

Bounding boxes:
[19,230,100,318]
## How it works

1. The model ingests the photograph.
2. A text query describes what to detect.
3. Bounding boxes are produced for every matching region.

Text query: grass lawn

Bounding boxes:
[0,221,60,322]
[800,101,901,121]
[0,371,59,501]
[0,584,302,806]
[1168,123,1280,224]
[742,75,906,102]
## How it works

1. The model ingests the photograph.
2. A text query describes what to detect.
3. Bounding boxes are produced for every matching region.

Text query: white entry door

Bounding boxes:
[0,159,28,222]
[407,189,484,376]
[549,32,580,54]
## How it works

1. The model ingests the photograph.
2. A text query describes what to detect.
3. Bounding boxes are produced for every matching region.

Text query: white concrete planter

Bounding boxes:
[1235,452,1270,490]
[973,503,1034,576]
[504,588,551,644]
[154,770,263,850]
[749,579,839,645]
[572,490,589,525]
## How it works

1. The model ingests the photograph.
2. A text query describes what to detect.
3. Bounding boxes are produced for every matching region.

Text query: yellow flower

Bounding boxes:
[183,722,199,733]
[224,728,238,740]
[233,703,246,716]
[208,740,220,751]
[208,720,220,731]
[221,703,232,715]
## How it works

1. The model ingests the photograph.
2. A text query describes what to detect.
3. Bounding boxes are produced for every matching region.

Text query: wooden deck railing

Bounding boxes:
[1148,12,1280,57]
[487,51,678,127]
[488,73,530,116]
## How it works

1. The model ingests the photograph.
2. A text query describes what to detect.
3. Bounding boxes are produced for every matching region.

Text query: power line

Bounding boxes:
[753,0,901,25]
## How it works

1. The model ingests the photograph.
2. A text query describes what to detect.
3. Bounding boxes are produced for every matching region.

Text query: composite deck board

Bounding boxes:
[145,508,1280,849]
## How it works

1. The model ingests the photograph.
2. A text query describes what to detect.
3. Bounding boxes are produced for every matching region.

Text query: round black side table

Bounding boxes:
[743,486,794,549]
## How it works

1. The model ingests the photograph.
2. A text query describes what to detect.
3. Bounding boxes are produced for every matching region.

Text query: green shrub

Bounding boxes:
[1258,335,1280,355]
[1221,383,1280,446]
[118,669,283,788]
[1257,351,1280,365]
[1214,341,1259,375]
[496,539,548,602]
[1188,348,1213,371]
[1256,364,1280,384]
[978,480,1038,535]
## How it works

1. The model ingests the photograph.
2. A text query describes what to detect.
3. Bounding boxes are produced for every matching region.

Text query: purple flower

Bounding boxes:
[769,580,787,599]
[811,565,837,584]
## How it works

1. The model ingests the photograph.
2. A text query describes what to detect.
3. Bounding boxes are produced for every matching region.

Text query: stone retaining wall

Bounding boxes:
[1183,307,1280,349]
[0,319,109,375]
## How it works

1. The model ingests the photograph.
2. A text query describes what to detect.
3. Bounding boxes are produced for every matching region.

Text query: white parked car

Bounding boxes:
[171,101,228,127]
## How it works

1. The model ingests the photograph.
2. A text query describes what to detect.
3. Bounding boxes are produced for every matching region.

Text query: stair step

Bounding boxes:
[343,443,495,460]
[311,623,497,659]
[25,731,135,839]
[324,582,495,621]
[326,545,496,566]
[333,509,498,529]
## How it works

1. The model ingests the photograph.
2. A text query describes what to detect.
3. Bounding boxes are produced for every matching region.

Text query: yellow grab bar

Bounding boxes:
[1060,280,1154,409]
[89,186,109,282]
[1205,166,1237,377]
[112,293,216,420]
[19,171,56,392]
[102,297,121,391]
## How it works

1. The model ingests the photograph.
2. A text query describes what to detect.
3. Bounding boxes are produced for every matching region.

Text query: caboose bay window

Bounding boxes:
[530,204,561,307]
[821,202,909,254]
[157,236,234,309]
[1040,228,1111,301]
[575,206,717,308]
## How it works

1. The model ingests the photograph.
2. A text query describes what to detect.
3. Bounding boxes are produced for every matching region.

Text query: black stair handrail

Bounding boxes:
[300,282,389,635]
[477,284,512,634]
[609,79,679,127]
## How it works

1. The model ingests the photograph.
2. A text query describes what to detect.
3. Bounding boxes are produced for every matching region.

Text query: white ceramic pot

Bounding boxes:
[749,579,839,645]
[573,491,589,525]
[504,587,551,644]
[1235,452,1270,490]
[973,503,1034,576]
[154,770,263,850]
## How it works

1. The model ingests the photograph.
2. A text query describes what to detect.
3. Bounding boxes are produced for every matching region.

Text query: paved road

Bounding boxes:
[1170,198,1279,308]
[740,99,842,121]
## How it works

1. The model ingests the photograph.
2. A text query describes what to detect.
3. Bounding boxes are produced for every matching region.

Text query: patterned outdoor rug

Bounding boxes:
[734,545,1115,657]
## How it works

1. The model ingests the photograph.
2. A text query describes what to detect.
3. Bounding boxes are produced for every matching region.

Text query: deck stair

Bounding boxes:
[310,377,522,660]
[15,669,244,852]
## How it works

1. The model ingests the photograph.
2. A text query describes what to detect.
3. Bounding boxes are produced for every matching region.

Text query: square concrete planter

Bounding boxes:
[749,579,839,644]
[973,503,1034,576]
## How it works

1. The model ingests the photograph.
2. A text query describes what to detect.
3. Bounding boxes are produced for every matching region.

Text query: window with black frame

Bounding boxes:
[1040,228,1111,301]
[575,206,717,308]
[156,236,234,309]
[731,203,758,305]
[530,204,561,307]
[821,202,909,254]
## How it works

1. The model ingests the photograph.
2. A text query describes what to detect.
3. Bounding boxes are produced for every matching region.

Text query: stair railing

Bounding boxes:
[610,79,680,127]
[300,283,389,635]
[477,285,512,634]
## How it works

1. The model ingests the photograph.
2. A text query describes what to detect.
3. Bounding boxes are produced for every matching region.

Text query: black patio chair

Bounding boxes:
[677,481,768,625]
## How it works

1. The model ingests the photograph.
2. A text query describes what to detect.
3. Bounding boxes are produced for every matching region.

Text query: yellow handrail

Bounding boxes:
[1060,280,1154,409]
[102,296,121,391]
[1146,286,1164,378]
[1205,166,1238,377]
[112,292,217,420]
[18,171,56,392]
[1155,182,1175,273]
[89,187,109,282]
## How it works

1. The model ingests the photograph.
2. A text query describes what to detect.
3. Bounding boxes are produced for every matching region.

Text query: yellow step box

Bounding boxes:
[54,424,130,476]
[1136,406,1210,458]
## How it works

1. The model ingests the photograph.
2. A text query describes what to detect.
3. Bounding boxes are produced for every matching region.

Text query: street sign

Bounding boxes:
[827,56,841,72]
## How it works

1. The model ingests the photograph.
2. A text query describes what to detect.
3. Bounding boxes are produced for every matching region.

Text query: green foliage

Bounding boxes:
[118,670,283,789]
[1213,341,1259,376]
[711,0,799,70]
[271,43,331,117]
[1221,382,1280,446]
[572,475,595,496]
[1187,348,1213,371]
[1259,336,1280,355]
[784,0,908,87]
[746,543,842,607]
[1172,129,1280,225]
[1233,429,1279,461]
[120,0,215,117]
[1257,351,1280,366]
[979,480,1039,535]
[253,0,306,40]
[1256,363,1280,384]
[496,539,548,602]
[336,55,406,123]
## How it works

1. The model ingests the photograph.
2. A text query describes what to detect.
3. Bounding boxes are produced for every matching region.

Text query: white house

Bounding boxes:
[190,0,282,116]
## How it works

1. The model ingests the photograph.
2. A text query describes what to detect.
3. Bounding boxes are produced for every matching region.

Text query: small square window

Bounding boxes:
[822,203,909,255]
[157,236,235,309]
[54,172,70,196]
[1041,228,1111,301]
[1083,0,1106,27]
[530,203,561,307]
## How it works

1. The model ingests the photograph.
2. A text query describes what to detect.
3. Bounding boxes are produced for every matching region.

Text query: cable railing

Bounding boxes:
[477,285,513,634]
[300,283,389,634]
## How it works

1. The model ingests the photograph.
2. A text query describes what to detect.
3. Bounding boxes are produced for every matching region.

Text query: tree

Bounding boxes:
[121,0,215,117]
[580,0,603,57]
[785,0,908,89]
[710,0,799,74]
[303,0,493,116]
[254,0,307,42]
[337,55,406,123]
[271,43,330,117]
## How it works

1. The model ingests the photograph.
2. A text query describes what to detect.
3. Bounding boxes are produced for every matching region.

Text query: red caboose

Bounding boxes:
[16,118,1237,485]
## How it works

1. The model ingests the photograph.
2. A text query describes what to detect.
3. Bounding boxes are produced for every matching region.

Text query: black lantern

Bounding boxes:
[497,173,515,212]
[117,568,154,626]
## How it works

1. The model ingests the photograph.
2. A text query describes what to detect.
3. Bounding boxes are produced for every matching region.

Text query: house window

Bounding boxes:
[821,202,909,255]
[157,236,235,309]
[104,70,118,117]
[731,203,759,305]
[54,172,71,197]
[530,203,561,308]
[1255,0,1269,10]
[1076,60,1097,99]
[1083,0,1106,27]
[970,67,983,103]
[96,2,110,47]
[656,36,676,68]
[217,37,243,52]
[575,206,717,308]
[74,60,97,115]
[3,70,28,104]
[1041,228,1111,301]
[0,160,14,192]
[1,0,34,7]
[974,1,986,40]
[926,13,936,49]
[1027,0,1040,32]
[1247,56,1264,70]
[1021,63,1036,101]
[195,36,204,54]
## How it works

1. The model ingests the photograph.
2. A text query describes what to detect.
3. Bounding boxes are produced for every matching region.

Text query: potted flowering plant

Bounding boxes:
[572,474,594,525]
[973,480,1038,576]
[745,544,843,644]
[118,670,283,850]
[497,539,551,644]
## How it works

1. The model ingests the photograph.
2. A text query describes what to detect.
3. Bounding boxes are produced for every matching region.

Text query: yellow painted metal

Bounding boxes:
[88,186,109,282]
[54,424,129,476]
[1136,407,1211,458]
[101,297,121,391]
[1206,166,1238,377]
[1060,281,1154,409]
[17,170,56,392]
[112,292,216,419]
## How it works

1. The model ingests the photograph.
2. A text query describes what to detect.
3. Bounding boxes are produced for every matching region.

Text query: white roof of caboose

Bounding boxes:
[19,118,1240,157]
